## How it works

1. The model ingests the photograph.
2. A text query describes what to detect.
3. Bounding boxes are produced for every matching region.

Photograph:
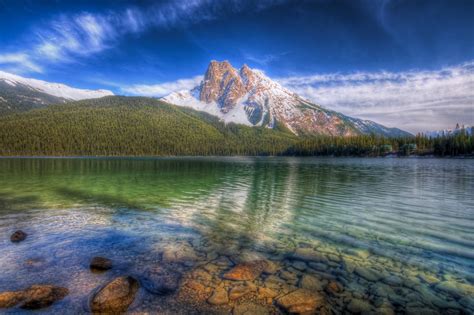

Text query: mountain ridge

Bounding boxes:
[0,70,113,115]
[163,61,410,137]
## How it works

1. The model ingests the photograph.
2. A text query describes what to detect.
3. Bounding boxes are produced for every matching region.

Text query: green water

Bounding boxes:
[0,157,473,314]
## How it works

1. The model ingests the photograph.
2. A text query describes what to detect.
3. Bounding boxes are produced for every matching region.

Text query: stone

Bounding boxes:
[347,298,372,314]
[186,280,206,292]
[0,291,24,308]
[258,287,278,299]
[141,266,181,295]
[292,248,328,263]
[229,285,253,300]
[262,260,279,274]
[10,230,27,242]
[276,289,325,314]
[0,285,68,310]
[20,285,69,310]
[280,270,298,281]
[223,260,268,281]
[355,267,383,282]
[233,303,270,315]
[291,261,307,271]
[326,281,343,294]
[162,242,199,263]
[308,262,328,272]
[207,287,228,305]
[383,275,403,286]
[299,274,324,291]
[435,281,474,298]
[90,257,112,271]
[90,276,139,313]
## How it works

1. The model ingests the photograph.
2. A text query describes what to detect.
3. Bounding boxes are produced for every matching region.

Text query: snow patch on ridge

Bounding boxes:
[0,70,113,100]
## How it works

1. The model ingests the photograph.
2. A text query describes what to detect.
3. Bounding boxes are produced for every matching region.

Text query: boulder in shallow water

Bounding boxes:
[141,266,181,295]
[0,285,68,309]
[10,230,27,242]
[90,257,112,271]
[90,276,139,313]
[276,289,325,314]
[223,260,268,281]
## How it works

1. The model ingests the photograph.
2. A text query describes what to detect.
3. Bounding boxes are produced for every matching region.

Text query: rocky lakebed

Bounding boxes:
[1,224,473,314]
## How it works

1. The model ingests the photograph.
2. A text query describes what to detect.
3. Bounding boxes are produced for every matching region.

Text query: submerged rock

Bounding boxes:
[10,230,27,243]
[354,267,383,282]
[0,292,24,308]
[224,260,268,281]
[90,257,112,271]
[90,276,139,313]
[299,274,323,291]
[257,287,278,299]
[292,248,328,263]
[233,302,270,315]
[162,242,199,264]
[276,289,325,314]
[326,281,343,295]
[229,283,256,300]
[347,298,372,313]
[0,285,68,309]
[141,266,181,295]
[207,287,228,305]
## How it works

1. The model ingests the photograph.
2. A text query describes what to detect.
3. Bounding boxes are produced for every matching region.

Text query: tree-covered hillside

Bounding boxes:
[0,96,296,156]
[0,96,472,157]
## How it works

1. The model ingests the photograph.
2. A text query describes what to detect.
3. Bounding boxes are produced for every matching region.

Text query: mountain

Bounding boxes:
[0,70,113,115]
[424,124,473,138]
[163,61,410,137]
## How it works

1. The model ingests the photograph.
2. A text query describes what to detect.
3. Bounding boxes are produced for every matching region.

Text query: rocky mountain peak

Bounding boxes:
[163,60,410,137]
[199,60,246,112]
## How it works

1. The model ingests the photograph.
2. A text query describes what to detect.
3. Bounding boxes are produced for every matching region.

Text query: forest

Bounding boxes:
[0,96,472,157]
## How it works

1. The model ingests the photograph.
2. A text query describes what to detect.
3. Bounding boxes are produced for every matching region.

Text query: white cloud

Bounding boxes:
[0,53,43,73]
[277,62,474,133]
[122,76,203,97]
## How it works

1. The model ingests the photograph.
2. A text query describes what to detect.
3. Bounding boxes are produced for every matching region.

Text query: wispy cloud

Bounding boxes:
[1,0,287,74]
[0,53,43,73]
[277,62,474,133]
[243,52,288,66]
[122,76,203,97]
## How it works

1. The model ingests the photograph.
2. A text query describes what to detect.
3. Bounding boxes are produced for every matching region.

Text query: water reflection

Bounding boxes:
[0,157,473,313]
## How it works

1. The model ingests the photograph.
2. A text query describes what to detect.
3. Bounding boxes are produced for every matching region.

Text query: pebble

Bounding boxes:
[207,287,228,305]
[10,230,27,243]
[90,256,112,271]
[276,289,325,314]
[347,298,372,313]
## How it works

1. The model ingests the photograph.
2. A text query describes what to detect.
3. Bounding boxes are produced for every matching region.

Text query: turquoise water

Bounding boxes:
[0,157,473,314]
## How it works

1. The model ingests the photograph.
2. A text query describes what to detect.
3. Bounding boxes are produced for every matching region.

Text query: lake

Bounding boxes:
[0,157,473,314]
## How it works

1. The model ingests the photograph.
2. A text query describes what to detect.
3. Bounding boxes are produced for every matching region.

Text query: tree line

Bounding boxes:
[0,96,472,157]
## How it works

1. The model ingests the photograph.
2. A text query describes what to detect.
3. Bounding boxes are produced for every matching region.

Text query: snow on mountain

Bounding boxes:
[425,124,473,138]
[0,70,113,100]
[162,60,410,137]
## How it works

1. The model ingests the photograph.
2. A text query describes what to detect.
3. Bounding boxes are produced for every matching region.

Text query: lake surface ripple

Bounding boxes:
[0,157,473,314]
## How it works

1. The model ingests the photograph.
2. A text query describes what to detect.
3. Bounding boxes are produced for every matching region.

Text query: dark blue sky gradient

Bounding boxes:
[0,0,473,91]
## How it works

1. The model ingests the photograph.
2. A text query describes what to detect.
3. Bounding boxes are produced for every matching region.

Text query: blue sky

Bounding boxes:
[0,0,473,132]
